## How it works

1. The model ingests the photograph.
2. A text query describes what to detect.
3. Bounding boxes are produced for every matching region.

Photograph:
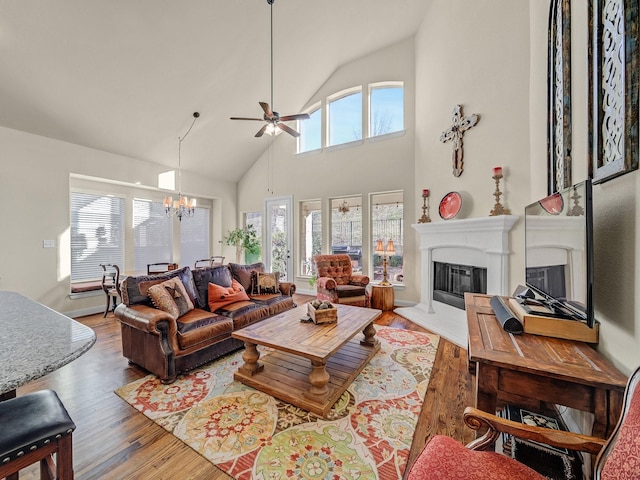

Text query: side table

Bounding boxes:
[465,292,627,439]
[370,284,394,311]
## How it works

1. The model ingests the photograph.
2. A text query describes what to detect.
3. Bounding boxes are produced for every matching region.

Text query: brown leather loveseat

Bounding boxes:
[114,262,295,383]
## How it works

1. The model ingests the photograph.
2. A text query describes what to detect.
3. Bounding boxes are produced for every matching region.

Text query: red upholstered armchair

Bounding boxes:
[406,365,639,480]
[313,254,369,307]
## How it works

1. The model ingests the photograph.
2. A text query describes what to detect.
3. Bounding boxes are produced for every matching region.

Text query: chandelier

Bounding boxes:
[338,200,350,214]
[164,112,200,221]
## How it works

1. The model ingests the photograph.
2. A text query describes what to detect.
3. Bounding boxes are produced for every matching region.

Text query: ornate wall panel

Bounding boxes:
[589,0,639,184]
[548,0,572,194]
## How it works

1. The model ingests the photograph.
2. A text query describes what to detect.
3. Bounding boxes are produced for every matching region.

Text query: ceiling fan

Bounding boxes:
[230,0,309,138]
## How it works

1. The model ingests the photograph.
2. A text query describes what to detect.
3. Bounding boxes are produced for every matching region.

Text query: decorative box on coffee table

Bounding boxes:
[307,301,338,324]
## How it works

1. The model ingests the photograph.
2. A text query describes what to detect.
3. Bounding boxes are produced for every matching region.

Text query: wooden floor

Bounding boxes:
[16,294,474,479]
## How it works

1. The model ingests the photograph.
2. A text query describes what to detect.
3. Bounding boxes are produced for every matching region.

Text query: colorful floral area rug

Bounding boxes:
[115,326,439,479]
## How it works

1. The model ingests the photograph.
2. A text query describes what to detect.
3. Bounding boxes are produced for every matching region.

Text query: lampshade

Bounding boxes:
[375,240,384,255]
[386,240,395,256]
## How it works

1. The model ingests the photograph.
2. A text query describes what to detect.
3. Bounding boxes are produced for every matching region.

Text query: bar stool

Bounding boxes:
[0,390,76,480]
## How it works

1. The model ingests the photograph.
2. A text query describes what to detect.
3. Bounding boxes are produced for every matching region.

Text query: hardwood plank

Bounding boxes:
[14,294,473,478]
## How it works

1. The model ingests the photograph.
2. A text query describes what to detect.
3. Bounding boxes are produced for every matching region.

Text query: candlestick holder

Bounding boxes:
[567,186,584,216]
[489,174,511,216]
[418,192,431,223]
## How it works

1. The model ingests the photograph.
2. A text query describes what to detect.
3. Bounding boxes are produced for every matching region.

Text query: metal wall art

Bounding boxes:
[548,0,572,194]
[440,104,479,177]
[589,0,639,184]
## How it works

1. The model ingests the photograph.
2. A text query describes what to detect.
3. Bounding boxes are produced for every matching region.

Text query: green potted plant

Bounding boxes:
[224,224,261,264]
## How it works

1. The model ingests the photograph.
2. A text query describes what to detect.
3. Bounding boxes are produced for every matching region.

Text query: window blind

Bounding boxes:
[133,198,173,273]
[70,192,125,282]
[180,206,210,269]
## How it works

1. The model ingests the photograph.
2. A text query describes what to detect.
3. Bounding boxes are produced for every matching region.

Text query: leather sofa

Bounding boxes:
[114,263,296,383]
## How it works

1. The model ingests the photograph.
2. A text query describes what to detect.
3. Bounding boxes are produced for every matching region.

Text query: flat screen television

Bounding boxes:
[523,179,594,328]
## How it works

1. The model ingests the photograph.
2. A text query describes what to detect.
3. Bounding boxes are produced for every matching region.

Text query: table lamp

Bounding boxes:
[375,239,395,286]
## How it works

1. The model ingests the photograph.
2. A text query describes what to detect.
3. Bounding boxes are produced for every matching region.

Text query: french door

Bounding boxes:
[264,196,293,281]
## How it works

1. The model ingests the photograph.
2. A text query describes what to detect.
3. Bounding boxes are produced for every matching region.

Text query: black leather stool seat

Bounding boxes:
[0,390,75,465]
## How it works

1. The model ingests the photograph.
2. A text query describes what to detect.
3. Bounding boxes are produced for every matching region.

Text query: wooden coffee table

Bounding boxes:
[232,303,381,416]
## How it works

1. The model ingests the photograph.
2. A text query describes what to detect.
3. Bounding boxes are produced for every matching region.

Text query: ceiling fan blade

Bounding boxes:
[277,122,301,138]
[259,102,274,117]
[255,124,269,138]
[230,117,264,121]
[279,113,311,122]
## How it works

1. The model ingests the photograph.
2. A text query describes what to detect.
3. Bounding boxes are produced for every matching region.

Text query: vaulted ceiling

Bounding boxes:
[0,1,431,182]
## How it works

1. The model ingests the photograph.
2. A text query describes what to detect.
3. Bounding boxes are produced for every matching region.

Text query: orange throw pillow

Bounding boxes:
[208,279,250,312]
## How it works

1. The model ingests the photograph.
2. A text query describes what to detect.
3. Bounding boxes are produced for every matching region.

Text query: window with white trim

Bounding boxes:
[243,211,263,263]
[298,104,322,153]
[369,82,404,137]
[180,206,210,269]
[371,191,404,284]
[70,191,125,282]
[328,88,362,146]
[133,198,173,273]
[331,196,363,272]
[299,200,322,276]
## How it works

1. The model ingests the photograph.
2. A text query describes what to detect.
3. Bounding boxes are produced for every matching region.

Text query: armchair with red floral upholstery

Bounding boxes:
[405,365,639,480]
[312,254,369,307]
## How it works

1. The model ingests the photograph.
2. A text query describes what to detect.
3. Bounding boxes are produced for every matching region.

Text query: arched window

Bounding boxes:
[298,104,321,153]
[369,82,404,137]
[327,87,362,146]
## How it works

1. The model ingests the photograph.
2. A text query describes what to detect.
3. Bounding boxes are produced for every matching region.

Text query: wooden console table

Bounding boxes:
[465,292,627,439]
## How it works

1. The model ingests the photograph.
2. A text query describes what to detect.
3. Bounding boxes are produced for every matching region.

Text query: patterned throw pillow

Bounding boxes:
[256,272,279,294]
[229,262,265,293]
[148,278,194,319]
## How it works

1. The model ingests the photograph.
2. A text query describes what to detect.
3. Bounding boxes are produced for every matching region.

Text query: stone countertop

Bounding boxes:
[0,290,97,395]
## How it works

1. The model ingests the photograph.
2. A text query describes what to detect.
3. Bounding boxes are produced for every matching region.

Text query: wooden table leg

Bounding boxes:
[306,360,330,401]
[592,388,624,439]
[607,389,624,437]
[475,363,499,413]
[361,322,379,347]
[238,342,264,376]
[474,363,499,438]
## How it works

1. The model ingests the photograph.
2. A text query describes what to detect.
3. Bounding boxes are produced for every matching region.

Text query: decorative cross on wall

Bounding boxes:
[440,104,479,177]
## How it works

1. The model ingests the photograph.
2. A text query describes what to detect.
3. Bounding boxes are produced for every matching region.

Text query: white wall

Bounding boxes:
[0,125,238,316]
[237,38,419,302]
[414,0,531,301]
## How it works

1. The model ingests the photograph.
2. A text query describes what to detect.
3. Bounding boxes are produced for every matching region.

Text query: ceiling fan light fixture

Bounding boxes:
[264,123,282,136]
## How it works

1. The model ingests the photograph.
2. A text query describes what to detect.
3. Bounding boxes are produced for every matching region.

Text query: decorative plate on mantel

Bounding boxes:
[439,192,462,220]
[539,192,564,215]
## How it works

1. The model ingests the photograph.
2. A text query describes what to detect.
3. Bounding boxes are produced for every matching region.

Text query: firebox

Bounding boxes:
[526,265,567,300]
[433,262,487,310]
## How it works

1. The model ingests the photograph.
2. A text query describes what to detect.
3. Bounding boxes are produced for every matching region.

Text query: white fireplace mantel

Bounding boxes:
[395,215,519,347]
[414,215,519,312]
